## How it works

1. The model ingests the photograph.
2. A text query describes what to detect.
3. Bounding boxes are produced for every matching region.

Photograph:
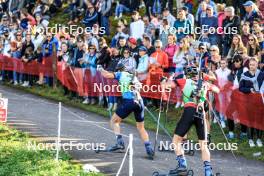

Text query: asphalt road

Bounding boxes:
[1,85,264,176]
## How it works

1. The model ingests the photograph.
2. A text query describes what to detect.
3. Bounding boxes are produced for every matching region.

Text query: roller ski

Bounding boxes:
[152,166,194,176]
[95,143,125,153]
[95,135,125,153]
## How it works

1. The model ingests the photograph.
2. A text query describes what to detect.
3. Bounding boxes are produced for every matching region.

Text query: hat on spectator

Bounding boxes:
[128,37,137,45]
[138,46,147,52]
[243,1,254,6]
[119,35,126,40]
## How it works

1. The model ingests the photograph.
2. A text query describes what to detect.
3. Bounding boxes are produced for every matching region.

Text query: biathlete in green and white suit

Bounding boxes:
[161,66,220,176]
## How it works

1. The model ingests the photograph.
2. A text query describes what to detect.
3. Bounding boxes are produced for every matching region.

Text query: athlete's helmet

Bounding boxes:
[185,66,198,78]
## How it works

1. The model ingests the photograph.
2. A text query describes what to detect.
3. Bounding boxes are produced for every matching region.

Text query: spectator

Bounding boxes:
[106,47,121,111]
[215,59,231,128]
[217,3,226,51]
[246,34,260,58]
[99,0,112,36]
[111,19,129,47]
[8,41,21,85]
[196,1,208,27]
[239,58,264,147]
[143,15,155,37]
[227,34,245,66]
[243,1,262,27]
[181,6,194,29]
[142,35,155,56]
[82,3,98,29]
[159,19,170,48]
[136,46,149,80]
[209,45,221,69]
[150,40,169,74]
[128,37,139,64]
[226,54,248,139]
[84,31,99,51]
[117,36,127,56]
[42,33,59,57]
[70,37,85,68]
[118,47,137,73]
[81,44,98,105]
[173,9,192,42]
[200,5,219,45]
[173,37,191,108]
[164,34,178,72]
[130,11,144,40]
[241,22,250,46]
[162,8,175,27]
[97,37,111,69]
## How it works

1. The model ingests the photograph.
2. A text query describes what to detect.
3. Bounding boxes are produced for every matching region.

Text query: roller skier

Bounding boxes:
[97,63,155,159]
[155,65,220,176]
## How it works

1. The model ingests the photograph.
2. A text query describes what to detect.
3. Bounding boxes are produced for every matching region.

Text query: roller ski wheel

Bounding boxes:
[95,144,125,153]
[152,169,193,176]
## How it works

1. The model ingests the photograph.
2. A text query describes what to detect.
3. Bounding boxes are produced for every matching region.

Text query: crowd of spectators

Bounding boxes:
[0,0,263,147]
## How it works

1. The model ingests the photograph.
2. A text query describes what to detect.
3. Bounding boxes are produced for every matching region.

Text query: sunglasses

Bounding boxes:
[210,49,216,51]
[199,47,205,50]
[155,46,161,48]
[89,48,95,50]
[234,60,241,63]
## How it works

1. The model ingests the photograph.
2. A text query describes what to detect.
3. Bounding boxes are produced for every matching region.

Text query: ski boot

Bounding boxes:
[204,161,214,176]
[145,141,154,160]
[95,135,125,153]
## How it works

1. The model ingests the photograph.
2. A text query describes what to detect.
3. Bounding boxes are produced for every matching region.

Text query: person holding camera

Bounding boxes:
[160,66,220,176]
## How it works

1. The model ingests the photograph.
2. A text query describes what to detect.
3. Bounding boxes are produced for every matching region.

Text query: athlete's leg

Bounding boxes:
[199,140,210,161]
[136,121,149,142]
[172,134,184,156]
[110,113,123,135]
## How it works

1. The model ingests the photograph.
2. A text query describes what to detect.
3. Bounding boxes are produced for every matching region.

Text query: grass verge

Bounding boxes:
[0,123,102,176]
